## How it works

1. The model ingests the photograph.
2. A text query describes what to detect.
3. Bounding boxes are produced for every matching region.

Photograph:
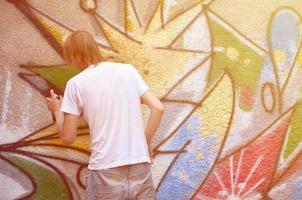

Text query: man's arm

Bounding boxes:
[47,89,79,146]
[141,90,164,158]
[54,111,79,145]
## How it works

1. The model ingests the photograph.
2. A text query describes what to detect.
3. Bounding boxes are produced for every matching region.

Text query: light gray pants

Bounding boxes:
[85,162,156,200]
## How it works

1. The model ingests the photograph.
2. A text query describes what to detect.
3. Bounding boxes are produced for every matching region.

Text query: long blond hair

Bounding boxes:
[63,31,103,69]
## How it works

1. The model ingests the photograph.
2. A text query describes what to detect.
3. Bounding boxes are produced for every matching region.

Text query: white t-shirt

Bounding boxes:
[60,61,151,170]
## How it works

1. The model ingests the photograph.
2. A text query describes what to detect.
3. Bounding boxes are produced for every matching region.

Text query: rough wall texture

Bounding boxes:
[1,0,302,199]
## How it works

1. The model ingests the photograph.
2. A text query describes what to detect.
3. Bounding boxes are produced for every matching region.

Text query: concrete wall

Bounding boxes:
[1,0,302,199]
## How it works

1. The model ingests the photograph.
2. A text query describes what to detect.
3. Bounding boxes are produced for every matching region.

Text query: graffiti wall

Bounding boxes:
[1,0,302,199]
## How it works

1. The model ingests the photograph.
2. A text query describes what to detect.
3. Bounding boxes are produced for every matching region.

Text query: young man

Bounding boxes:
[46,31,164,199]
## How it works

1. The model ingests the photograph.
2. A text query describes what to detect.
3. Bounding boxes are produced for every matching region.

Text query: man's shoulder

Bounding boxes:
[68,70,86,83]
[67,68,91,86]
[67,62,137,83]
[104,61,137,74]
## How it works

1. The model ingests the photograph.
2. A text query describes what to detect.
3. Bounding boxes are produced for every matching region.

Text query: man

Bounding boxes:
[46,31,164,199]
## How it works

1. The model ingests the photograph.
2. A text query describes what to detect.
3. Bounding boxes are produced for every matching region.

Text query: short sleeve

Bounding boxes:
[60,80,83,116]
[133,68,149,96]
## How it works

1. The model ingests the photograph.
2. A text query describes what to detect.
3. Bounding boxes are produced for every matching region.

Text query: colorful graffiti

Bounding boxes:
[1,0,302,199]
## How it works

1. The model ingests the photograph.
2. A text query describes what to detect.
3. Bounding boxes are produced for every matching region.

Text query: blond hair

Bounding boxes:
[63,31,103,69]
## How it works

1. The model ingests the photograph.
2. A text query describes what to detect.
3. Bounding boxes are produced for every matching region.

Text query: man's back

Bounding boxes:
[48,31,163,199]
[61,61,151,169]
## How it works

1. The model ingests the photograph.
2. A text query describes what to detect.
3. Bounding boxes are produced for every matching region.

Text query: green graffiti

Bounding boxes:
[283,101,302,160]
[207,18,264,111]
[8,156,70,199]
[35,66,80,90]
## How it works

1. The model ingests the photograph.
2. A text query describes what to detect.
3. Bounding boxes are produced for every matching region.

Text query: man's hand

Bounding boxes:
[46,89,63,113]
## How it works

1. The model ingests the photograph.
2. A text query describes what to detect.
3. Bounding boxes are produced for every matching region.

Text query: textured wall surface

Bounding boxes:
[1,0,302,199]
